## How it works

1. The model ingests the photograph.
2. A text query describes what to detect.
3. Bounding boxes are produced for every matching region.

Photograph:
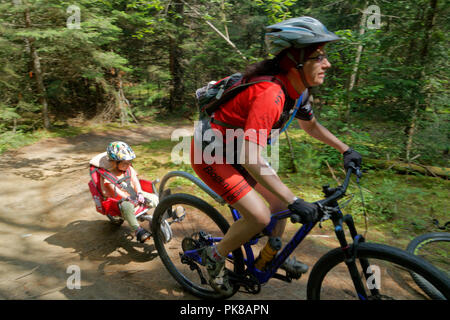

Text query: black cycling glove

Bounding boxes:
[288,198,318,224]
[343,147,362,170]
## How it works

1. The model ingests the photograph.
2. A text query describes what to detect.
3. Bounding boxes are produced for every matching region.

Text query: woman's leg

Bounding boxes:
[215,189,271,257]
[254,184,308,275]
[253,183,287,238]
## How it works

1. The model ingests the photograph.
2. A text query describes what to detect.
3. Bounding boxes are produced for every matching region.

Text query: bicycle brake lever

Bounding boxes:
[349,163,363,182]
[355,167,362,181]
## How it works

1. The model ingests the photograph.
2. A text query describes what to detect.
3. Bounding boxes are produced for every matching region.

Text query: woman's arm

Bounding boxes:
[298,117,349,154]
[241,139,295,206]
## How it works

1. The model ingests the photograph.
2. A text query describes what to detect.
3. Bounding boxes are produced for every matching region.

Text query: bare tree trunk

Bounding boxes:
[168,1,185,112]
[24,7,50,129]
[284,130,297,173]
[405,102,418,162]
[113,70,138,126]
[345,1,368,120]
[220,0,229,40]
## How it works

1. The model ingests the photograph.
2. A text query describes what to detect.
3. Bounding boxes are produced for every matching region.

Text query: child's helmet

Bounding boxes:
[107,141,136,161]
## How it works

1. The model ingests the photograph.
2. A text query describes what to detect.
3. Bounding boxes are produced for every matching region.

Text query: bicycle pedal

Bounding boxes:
[272,272,292,283]
[286,271,302,280]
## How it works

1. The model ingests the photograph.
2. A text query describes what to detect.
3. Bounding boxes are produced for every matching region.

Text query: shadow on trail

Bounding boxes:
[58,266,191,300]
[44,220,192,300]
[45,220,158,269]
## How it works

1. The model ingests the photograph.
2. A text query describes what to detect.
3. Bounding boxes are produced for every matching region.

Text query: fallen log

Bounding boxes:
[364,159,449,179]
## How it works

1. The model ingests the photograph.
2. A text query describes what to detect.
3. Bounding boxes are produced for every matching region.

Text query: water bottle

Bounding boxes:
[254,237,282,270]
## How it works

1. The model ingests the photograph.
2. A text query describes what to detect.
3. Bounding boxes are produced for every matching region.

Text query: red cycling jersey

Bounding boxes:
[191,73,305,205]
[210,73,301,148]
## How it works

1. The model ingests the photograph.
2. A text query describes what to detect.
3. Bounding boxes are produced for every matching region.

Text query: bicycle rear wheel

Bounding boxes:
[307,242,450,300]
[406,232,450,299]
[151,193,244,299]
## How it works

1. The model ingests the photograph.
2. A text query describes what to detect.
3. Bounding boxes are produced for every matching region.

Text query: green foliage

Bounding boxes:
[0,0,448,170]
[254,0,295,24]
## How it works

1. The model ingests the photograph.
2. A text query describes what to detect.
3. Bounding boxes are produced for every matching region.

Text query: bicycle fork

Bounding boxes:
[333,214,380,300]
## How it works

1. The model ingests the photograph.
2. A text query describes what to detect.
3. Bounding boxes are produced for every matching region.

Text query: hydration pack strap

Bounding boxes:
[209,75,289,130]
[202,76,279,116]
[280,92,304,134]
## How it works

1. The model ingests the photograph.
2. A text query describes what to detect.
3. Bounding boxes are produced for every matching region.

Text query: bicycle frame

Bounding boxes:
[229,207,316,284]
[182,164,377,299]
[182,206,317,284]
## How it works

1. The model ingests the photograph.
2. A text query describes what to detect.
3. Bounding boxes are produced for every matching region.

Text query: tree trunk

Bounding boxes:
[405,0,438,161]
[405,102,418,162]
[345,1,368,120]
[24,7,50,129]
[168,1,185,112]
[365,159,449,179]
[220,0,229,40]
[283,130,297,173]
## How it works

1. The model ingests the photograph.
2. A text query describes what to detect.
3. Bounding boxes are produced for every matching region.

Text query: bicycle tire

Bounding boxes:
[406,232,450,300]
[307,242,450,300]
[151,193,245,299]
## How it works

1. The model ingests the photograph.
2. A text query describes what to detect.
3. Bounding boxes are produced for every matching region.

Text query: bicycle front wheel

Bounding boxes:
[151,193,244,299]
[406,232,450,299]
[307,242,450,300]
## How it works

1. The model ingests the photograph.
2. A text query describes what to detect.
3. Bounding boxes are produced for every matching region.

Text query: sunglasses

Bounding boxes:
[306,54,328,62]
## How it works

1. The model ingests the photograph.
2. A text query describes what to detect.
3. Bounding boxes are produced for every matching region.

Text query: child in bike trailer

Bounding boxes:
[190,17,362,295]
[91,141,159,243]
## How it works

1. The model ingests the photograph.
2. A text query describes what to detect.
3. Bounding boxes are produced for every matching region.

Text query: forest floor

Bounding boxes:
[0,122,443,300]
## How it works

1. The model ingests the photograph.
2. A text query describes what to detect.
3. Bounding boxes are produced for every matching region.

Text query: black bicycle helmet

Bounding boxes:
[265,16,340,55]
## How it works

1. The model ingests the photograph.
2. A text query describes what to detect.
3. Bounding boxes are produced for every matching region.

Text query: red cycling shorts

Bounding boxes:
[190,137,256,205]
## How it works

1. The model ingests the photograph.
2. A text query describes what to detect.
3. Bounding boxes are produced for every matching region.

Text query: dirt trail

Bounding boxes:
[0,125,336,300]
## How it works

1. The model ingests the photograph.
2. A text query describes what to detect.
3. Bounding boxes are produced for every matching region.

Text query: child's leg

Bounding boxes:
[118,201,140,232]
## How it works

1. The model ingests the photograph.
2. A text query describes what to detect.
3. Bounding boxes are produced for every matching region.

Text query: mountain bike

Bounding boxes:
[406,221,450,300]
[151,166,450,300]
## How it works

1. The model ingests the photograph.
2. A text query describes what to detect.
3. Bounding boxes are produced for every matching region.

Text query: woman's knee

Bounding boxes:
[232,192,271,228]
[253,212,271,229]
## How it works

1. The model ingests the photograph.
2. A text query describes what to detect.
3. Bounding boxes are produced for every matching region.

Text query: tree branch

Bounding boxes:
[179,0,247,60]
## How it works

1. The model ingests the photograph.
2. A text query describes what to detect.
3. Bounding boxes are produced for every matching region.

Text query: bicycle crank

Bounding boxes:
[228,271,261,294]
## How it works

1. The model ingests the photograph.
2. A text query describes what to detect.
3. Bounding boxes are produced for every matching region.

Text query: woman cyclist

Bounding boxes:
[190,16,362,295]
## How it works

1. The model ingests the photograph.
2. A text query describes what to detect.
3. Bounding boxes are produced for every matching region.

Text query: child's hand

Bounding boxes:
[137,192,145,204]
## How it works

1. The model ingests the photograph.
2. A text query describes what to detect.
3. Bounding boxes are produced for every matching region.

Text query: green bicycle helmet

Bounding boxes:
[107,141,136,161]
[265,16,340,55]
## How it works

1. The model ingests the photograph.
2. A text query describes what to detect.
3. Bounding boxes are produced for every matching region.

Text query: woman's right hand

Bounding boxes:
[288,197,318,224]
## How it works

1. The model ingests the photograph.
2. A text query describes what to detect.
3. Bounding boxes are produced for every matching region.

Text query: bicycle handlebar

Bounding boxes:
[290,162,360,224]
[316,161,360,208]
